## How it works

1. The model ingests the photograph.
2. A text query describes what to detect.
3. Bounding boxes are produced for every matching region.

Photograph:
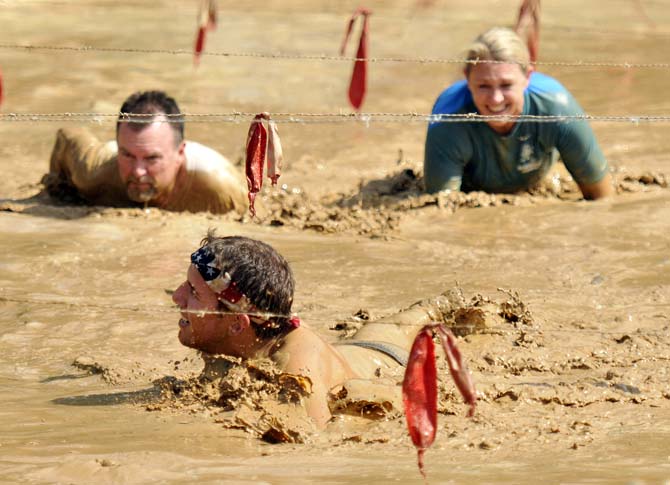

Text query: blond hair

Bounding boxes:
[464,27,530,75]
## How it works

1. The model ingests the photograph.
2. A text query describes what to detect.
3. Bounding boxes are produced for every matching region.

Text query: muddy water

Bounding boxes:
[1,0,670,483]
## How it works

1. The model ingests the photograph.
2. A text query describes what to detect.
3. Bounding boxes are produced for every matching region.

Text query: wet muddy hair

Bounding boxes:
[464,27,530,76]
[200,231,295,340]
[116,90,185,146]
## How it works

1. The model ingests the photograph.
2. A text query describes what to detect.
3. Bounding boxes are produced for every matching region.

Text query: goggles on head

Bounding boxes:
[190,245,300,330]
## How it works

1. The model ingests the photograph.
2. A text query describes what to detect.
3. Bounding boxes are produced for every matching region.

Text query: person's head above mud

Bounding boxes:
[424,27,614,200]
[117,90,185,146]
[173,232,298,357]
[172,231,457,428]
[172,232,345,426]
[43,90,247,214]
[115,91,186,205]
[463,27,531,136]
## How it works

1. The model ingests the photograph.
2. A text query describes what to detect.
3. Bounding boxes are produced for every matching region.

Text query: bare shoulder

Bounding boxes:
[183,140,248,212]
[184,141,237,173]
[275,326,355,427]
[276,327,354,385]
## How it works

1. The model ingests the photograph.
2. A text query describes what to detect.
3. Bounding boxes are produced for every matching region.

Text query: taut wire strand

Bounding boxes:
[0,43,668,70]
[1,295,667,339]
[2,112,670,124]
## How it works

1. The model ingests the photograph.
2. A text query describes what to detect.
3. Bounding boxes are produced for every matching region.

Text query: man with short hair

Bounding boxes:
[424,27,613,200]
[173,232,440,427]
[172,232,354,427]
[44,90,247,214]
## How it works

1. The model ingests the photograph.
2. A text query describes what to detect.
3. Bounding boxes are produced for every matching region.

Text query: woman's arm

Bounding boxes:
[578,172,614,200]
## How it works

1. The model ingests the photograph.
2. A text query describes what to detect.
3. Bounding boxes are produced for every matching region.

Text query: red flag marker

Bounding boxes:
[244,113,284,216]
[194,0,218,66]
[515,0,540,63]
[245,115,267,217]
[266,120,283,186]
[403,324,477,478]
[402,328,437,478]
[340,8,371,111]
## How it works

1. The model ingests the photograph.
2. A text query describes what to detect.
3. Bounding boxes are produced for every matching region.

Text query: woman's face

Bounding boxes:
[172,264,232,354]
[466,62,531,134]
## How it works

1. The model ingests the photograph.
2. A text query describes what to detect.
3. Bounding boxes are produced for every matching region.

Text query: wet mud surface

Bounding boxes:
[3,165,668,239]
[1,0,670,483]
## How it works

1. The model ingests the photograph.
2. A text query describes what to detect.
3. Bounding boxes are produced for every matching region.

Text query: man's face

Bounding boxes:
[117,121,184,203]
[466,62,531,135]
[172,264,239,355]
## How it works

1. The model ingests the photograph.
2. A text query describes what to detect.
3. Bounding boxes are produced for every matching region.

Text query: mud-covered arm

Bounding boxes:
[276,327,357,428]
[45,127,121,201]
[554,104,613,200]
[281,349,333,428]
[577,172,614,200]
[423,124,472,194]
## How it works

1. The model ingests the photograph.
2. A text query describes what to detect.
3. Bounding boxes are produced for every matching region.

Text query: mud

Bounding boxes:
[3,167,668,240]
[1,0,670,483]
[52,285,670,466]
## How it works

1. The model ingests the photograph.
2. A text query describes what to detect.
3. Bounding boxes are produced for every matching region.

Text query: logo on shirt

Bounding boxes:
[517,143,542,174]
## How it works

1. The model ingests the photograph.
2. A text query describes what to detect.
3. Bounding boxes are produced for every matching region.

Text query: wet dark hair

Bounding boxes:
[200,231,295,340]
[116,90,184,146]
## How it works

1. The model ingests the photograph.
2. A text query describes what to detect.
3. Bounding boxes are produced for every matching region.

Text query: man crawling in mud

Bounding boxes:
[172,232,449,428]
[424,27,614,200]
[43,90,247,214]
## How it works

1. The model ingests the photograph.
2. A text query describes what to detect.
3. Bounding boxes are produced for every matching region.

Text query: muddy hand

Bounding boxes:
[245,114,268,216]
[514,0,540,63]
[435,325,477,417]
[402,327,437,478]
[403,324,477,477]
[340,8,371,110]
[205,0,217,29]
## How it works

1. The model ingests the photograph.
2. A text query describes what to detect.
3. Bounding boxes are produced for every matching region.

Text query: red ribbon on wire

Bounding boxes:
[402,324,477,478]
[194,0,218,66]
[515,0,540,63]
[340,7,371,111]
[402,328,437,479]
[245,113,284,217]
[245,114,267,217]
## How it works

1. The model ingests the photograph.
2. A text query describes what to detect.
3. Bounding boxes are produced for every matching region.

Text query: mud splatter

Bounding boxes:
[152,354,316,443]
[144,288,545,442]
[3,168,667,238]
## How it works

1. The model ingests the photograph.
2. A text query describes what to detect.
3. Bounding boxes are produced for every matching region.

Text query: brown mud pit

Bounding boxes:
[71,287,669,458]
[2,167,668,238]
[66,288,537,445]
[2,1,670,482]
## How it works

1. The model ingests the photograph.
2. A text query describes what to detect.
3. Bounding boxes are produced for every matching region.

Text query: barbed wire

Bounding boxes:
[0,43,668,70]
[2,112,670,125]
[1,295,667,339]
[0,295,280,321]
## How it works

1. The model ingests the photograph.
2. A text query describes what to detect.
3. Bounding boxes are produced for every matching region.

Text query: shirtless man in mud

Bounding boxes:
[44,90,247,214]
[172,233,437,428]
[424,27,614,200]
